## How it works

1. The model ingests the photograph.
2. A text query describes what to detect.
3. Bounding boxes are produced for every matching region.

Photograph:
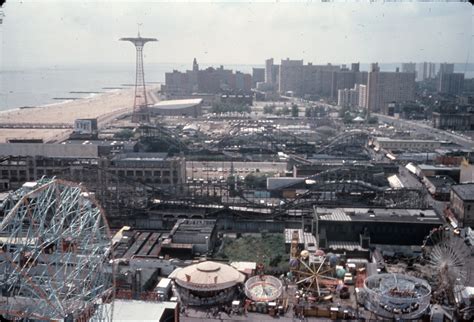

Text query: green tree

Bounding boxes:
[281,106,290,115]
[368,116,379,124]
[263,105,275,114]
[291,103,299,117]
[211,102,251,114]
[269,254,282,267]
[244,174,265,189]
[227,175,236,191]
[114,129,134,140]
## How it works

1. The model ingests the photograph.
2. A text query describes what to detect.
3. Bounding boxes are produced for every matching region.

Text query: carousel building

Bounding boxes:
[171,261,245,306]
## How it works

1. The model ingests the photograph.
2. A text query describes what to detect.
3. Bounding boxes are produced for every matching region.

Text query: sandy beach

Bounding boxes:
[0,87,158,143]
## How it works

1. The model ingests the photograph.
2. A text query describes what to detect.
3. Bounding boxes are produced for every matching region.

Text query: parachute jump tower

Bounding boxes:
[120,31,157,124]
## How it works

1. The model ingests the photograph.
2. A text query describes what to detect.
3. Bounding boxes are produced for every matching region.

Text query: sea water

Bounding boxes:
[0,62,256,111]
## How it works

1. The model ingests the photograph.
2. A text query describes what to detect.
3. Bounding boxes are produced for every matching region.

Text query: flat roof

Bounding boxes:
[418,164,460,171]
[109,300,176,321]
[451,184,474,201]
[0,143,98,158]
[375,137,439,143]
[112,152,169,161]
[152,98,202,110]
[425,175,456,187]
[316,207,442,224]
[64,140,136,147]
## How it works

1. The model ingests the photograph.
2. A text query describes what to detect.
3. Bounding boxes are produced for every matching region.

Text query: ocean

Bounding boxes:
[0,63,257,111]
[1,62,473,112]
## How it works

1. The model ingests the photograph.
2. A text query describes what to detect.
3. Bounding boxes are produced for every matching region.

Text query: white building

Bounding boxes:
[358,84,367,108]
[373,137,440,151]
[338,84,362,108]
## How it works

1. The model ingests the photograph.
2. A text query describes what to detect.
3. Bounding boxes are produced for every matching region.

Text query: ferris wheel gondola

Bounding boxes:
[421,225,471,304]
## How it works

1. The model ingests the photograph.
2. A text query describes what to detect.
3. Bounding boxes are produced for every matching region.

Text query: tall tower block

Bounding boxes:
[120,32,157,123]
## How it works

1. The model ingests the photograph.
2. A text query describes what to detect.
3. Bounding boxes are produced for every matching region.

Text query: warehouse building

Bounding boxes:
[312,207,443,248]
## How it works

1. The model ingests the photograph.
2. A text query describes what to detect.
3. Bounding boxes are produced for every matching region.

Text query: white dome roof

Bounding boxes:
[174,261,245,291]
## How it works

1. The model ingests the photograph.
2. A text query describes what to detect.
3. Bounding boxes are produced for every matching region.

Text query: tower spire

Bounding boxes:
[120,32,157,124]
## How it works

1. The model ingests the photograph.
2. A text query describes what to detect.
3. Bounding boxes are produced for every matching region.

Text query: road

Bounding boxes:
[375,114,474,149]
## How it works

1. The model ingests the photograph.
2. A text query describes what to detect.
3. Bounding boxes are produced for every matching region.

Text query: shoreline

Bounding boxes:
[0,88,136,124]
[0,88,127,114]
[0,86,159,143]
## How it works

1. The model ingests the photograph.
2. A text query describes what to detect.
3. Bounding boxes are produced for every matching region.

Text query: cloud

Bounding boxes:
[1,1,471,68]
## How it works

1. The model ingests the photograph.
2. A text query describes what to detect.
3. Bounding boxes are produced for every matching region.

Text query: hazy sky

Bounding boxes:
[1,0,473,68]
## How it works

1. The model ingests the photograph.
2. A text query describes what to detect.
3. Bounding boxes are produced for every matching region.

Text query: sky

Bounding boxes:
[1,0,473,68]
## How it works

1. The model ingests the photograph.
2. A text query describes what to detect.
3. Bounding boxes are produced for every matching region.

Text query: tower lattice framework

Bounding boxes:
[120,32,157,124]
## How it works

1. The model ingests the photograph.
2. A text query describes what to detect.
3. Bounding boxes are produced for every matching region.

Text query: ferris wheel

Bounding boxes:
[0,178,114,321]
[293,255,340,298]
[422,226,471,303]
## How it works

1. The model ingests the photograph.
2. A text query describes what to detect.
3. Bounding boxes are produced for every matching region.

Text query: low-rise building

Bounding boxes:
[312,207,443,247]
[423,175,456,201]
[170,261,245,306]
[109,300,178,322]
[373,137,440,151]
[219,93,253,106]
[432,110,474,131]
[450,184,474,228]
[150,99,203,117]
[161,219,217,258]
[417,164,460,182]
[71,118,98,139]
[103,152,186,187]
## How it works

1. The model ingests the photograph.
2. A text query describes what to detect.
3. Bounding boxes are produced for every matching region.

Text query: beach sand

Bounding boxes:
[0,87,158,143]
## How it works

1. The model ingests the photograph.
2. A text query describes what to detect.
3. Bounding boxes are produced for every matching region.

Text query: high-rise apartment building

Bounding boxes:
[337,85,360,108]
[265,58,280,87]
[439,63,455,75]
[438,73,465,95]
[417,62,436,81]
[429,63,436,80]
[367,63,416,115]
[402,62,416,73]
[252,68,265,87]
[263,58,366,99]
[164,59,252,96]
[265,58,274,84]
[331,64,368,99]
[279,58,304,94]
[358,84,367,108]
[351,63,360,72]
[300,63,339,98]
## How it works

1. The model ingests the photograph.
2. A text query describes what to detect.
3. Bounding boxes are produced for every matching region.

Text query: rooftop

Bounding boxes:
[112,152,169,161]
[451,184,474,201]
[109,300,177,320]
[63,140,136,147]
[425,175,456,187]
[315,207,442,224]
[375,137,439,143]
[172,261,245,291]
[152,98,203,110]
[418,164,460,171]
